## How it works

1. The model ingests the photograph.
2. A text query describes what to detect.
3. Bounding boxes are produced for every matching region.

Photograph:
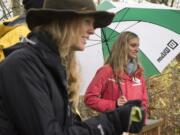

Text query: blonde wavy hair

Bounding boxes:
[105,31,140,76]
[35,17,81,111]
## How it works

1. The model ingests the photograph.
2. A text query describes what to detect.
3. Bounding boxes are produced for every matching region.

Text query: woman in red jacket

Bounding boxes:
[84,31,148,114]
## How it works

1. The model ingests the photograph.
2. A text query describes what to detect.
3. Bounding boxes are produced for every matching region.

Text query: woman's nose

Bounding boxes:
[89,25,94,35]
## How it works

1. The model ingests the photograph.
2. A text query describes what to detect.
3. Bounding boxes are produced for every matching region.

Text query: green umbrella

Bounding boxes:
[77,1,180,94]
[97,1,180,77]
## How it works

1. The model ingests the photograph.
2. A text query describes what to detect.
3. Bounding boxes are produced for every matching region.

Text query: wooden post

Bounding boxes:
[129,119,163,135]
[98,0,101,4]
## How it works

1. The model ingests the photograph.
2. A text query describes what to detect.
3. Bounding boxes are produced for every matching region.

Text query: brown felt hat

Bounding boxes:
[26,0,114,30]
[23,0,44,10]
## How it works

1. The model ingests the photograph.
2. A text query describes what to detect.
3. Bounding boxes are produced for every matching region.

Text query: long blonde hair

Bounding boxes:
[36,17,81,111]
[105,31,140,76]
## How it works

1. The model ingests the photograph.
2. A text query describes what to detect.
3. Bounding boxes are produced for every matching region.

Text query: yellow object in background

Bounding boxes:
[0,16,30,61]
[131,106,142,122]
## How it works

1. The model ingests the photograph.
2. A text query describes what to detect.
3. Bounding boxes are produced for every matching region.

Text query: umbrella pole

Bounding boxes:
[101,29,111,54]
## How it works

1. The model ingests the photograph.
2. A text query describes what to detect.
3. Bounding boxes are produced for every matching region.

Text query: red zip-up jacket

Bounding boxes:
[84,64,148,113]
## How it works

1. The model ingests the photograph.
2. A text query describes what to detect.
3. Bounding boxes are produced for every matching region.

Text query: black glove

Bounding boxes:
[105,100,144,135]
[124,99,142,107]
[125,100,145,133]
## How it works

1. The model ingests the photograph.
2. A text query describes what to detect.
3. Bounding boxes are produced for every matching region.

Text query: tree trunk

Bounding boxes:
[170,0,175,7]
[11,0,23,16]
[0,0,10,20]
[98,0,100,4]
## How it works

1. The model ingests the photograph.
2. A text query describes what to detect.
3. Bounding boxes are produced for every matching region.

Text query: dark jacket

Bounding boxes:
[0,31,115,135]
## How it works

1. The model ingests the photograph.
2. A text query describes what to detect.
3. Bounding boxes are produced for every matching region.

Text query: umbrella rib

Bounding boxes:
[94,32,105,41]
[86,40,115,48]
[88,39,101,42]
[107,8,130,40]
[102,29,111,54]
[85,42,102,48]
[108,21,142,40]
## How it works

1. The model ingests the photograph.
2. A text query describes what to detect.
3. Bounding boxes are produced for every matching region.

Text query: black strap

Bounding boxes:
[116,77,123,96]
[112,69,123,96]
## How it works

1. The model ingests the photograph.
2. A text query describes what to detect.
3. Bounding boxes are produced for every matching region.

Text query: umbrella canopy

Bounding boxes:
[100,1,180,76]
[77,1,180,94]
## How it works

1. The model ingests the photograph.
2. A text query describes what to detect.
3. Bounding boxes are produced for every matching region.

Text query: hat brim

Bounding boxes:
[26,8,114,30]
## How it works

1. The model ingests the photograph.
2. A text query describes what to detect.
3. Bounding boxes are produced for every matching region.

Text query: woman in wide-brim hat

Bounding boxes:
[0,0,144,134]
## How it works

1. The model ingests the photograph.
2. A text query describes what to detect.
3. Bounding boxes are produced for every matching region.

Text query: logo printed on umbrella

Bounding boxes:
[157,39,178,63]
[167,39,178,50]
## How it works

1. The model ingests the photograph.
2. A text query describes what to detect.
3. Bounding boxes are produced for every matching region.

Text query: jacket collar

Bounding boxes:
[28,31,68,98]
[28,30,59,55]
[119,66,144,80]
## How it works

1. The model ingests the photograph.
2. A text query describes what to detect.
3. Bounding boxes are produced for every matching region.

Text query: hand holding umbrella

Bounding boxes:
[117,96,127,107]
